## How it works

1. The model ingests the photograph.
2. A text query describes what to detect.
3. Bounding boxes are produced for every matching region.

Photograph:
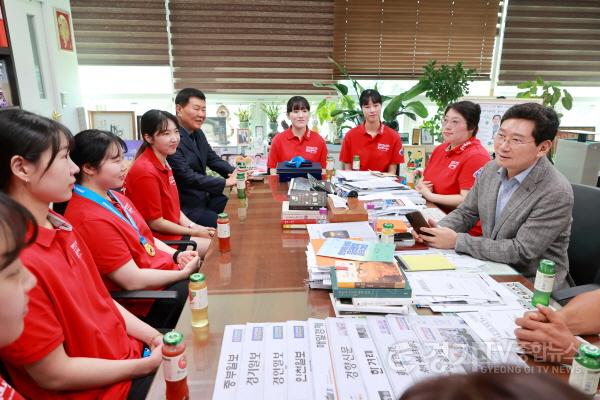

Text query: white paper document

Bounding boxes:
[307,221,377,241]
[285,321,313,400]
[263,323,287,399]
[345,318,395,400]
[326,318,369,400]
[307,319,337,400]
[213,324,246,400]
[457,309,525,341]
[235,323,266,399]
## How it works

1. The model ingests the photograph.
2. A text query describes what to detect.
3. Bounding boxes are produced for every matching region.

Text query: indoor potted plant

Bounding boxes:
[260,103,280,134]
[235,107,251,129]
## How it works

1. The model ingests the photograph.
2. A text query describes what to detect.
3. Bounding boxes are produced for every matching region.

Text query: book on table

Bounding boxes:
[333,259,406,289]
[396,254,455,272]
[330,266,412,299]
[316,238,395,262]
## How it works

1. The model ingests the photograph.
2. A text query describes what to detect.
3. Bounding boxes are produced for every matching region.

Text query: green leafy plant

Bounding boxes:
[516,77,573,116]
[419,60,476,140]
[235,107,251,123]
[314,57,428,138]
[382,81,429,131]
[260,103,280,123]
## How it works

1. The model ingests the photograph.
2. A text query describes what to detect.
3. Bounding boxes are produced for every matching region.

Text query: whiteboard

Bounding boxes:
[459,97,543,149]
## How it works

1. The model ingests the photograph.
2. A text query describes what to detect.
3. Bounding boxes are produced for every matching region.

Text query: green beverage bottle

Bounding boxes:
[236,172,246,199]
[531,259,556,307]
[381,223,395,245]
[352,155,360,171]
[569,344,600,394]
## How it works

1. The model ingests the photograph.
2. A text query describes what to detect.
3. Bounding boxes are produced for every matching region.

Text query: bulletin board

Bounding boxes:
[459,97,542,150]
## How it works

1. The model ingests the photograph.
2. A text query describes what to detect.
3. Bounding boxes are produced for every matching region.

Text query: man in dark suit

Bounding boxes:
[168,88,236,228]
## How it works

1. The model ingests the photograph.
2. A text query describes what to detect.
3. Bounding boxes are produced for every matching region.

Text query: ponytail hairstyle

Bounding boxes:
[135,109,179,159]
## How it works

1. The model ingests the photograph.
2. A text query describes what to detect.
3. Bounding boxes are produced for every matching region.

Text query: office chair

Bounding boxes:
[52,201,198,328]
[552,184,600,305]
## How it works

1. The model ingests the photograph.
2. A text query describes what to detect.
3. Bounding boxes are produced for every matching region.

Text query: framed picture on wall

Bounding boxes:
[55,9,73,51]
[400,132,409,144]
[89,111,136,140]
[420,129,434,145]
[411,128,421,145]
[405,145,426,170]
[237,128,250,145]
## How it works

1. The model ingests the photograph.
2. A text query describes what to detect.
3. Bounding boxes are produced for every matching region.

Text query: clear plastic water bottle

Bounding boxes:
[366,203,376,230]
[317,207,328,224]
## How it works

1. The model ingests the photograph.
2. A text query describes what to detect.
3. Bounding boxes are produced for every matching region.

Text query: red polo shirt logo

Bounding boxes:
[70,241,82,259]
[305,146,318,154]
[377,143,390,152]
[448,161,460,170]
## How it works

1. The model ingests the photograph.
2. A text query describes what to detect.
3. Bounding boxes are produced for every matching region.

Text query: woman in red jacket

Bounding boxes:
[416,101,491,235]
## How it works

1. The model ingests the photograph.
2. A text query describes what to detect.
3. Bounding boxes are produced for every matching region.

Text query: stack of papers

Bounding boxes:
[364,195,420,216]
[305,222,378,289]
[213,315,527,400]
[405,271,527,312]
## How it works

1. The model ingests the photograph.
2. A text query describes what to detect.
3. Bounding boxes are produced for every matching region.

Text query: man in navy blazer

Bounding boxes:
[168,88,236,227]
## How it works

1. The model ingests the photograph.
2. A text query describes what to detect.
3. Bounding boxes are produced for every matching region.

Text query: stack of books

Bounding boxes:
[329,259,413,315]
[281,201,319,229]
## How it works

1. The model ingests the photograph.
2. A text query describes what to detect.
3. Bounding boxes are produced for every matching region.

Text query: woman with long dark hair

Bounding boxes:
[124,109,214,254]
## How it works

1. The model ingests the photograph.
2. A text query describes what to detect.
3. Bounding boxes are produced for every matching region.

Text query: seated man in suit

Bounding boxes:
[168,88,236,228]
[415,103,574,289]
[514,290,600,363]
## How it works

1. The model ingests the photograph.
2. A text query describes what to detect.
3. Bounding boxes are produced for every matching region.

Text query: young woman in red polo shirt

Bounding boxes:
[416,101,491,235]
[339,89,404,173]
[124,110,214,254]
[0,193,37,400]
[267,96,328,172]
[0,109,163,399]
[65,129,202,328]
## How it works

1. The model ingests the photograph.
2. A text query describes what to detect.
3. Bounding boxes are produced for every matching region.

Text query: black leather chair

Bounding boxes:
[552,183,600,304]
[52,200,197,328]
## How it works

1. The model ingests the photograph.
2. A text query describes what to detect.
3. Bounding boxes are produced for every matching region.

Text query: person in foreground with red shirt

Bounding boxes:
[0,193,37,400]
[416,101,491,236]
[65,129,201,328]
[0,109,163,399]
[124,109,214,254]
[339,89,404,173]
[267,96,328,172]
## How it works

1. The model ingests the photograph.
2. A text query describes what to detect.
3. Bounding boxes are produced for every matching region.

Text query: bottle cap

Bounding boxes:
[353,155,359,160]
[367,203,375,210]
[539,259,555,273]
[190,273,205,282]
[319,207,328,215]
[383,223,394,229]
[218,212,229,219]
[580,344,600,359]
[163,330,184,346]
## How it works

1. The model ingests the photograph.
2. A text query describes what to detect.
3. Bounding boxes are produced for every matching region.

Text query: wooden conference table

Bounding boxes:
[146,176,576,399]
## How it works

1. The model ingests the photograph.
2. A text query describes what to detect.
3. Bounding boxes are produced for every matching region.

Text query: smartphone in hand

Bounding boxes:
[406,211,433,236]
